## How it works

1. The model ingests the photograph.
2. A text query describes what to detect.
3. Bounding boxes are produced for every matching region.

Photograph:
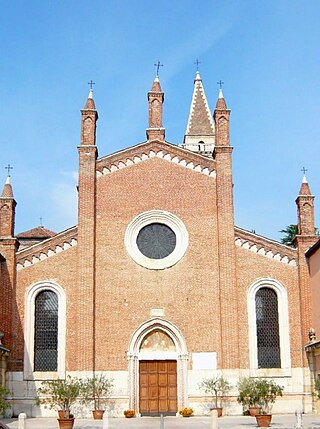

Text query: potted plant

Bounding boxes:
[237,376,261,416]
[123,409,136,418]
[255,378,283,427]
[79,373,114,419]
[0,385,11,417]
[199,375,231,417]
[179,407,193,417]
[36,375,81,429]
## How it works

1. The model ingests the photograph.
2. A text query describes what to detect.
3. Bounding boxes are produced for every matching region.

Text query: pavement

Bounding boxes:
[1,415,320,429]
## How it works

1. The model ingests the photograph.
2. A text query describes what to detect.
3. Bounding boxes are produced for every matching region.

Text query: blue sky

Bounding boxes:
[1,1,319,241]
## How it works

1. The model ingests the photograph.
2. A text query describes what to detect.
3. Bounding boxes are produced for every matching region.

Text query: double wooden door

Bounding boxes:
[139,360,177,416]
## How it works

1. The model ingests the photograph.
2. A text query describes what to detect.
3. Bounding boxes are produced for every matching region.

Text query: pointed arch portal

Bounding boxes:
[127,318,188,416]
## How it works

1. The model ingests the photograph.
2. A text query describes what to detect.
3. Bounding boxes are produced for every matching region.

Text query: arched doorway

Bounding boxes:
[127,319,188,416]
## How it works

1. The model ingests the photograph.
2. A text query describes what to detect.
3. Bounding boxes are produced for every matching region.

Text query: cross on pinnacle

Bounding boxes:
[5,164,13,177]
[217,80,224,89]
[194,59,201,71]
[154,61,163,77]
[88,80,95,90]
[301,167,308,175]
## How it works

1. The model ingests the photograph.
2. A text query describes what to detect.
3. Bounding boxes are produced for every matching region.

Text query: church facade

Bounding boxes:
[0,72,318,417]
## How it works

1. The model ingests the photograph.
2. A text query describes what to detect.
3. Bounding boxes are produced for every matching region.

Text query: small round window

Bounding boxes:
[136,223,176,259]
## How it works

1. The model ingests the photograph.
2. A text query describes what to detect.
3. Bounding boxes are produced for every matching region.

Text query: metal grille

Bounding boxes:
[255,287,281,368]
[34,290,58,371]
[136,223,176,259]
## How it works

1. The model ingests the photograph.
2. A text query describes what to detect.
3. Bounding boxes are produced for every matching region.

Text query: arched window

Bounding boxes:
[248,278,291,376]
[34,290,58,371]
[24,281,66,379]
[255,287,280,368]
[198,141,205,151]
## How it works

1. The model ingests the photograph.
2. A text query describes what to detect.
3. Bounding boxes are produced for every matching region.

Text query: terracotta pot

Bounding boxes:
[58,410,73,419]
[255,414,272,427]
[92,409,104,419]
[210,407,222,417]
[57,418,75,429]
[249,407,260,417]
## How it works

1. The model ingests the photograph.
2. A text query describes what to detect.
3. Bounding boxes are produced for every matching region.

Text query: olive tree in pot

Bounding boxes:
[80,374,114,419]
[199,376,231,417]
[36,376,81,429]
[255,378,283,427]
[237,377,261,416]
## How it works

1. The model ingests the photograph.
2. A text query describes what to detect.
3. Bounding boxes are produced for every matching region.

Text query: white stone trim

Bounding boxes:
[96,150,216,178]
[17,238,77,271]
[235,237,297,266]
[247,278,291,377]
[127,318,189,414]
[125,210,189,270]
[24,281,66,380]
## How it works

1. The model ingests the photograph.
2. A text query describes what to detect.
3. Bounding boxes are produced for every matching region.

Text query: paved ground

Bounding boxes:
[1,415,320,429]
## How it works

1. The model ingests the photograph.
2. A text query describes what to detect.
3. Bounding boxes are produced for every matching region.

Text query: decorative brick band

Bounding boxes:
[96,150,216,178]
[235,236,297,266]
[16,228,78,271]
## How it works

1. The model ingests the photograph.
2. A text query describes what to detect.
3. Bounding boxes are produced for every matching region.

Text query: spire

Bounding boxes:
[1,176,13,198]
[299,173,312,196]
[215,88,227,110]
[146,75,165,141]
[84,88,96,110]
[183,71,215,156]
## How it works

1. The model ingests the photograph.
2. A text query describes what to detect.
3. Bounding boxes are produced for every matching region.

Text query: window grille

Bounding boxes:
[255,287,281,368]
[34,290,58,371]
[136,223,176,259]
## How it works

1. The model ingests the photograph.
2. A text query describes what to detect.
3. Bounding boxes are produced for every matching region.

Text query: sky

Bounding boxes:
[0,1,319,241]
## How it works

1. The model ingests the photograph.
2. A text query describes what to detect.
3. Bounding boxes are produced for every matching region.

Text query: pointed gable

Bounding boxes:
[185,72,215,136]
[96,140,216,179]
[183,72,215,157]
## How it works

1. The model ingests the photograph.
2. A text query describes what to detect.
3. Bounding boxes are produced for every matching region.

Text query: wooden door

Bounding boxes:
[139,360,177,416]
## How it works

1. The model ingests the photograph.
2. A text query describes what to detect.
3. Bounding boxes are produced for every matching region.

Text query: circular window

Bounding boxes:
[125,210,188,270]
[136,223,176,259]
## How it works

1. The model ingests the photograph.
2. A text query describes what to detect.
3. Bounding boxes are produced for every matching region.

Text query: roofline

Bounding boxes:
[234,225,298,252]
[306,238,320,258]
[17,225,78,255]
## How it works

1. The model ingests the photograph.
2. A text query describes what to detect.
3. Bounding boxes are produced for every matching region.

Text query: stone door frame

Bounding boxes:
[127,318,188,415]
